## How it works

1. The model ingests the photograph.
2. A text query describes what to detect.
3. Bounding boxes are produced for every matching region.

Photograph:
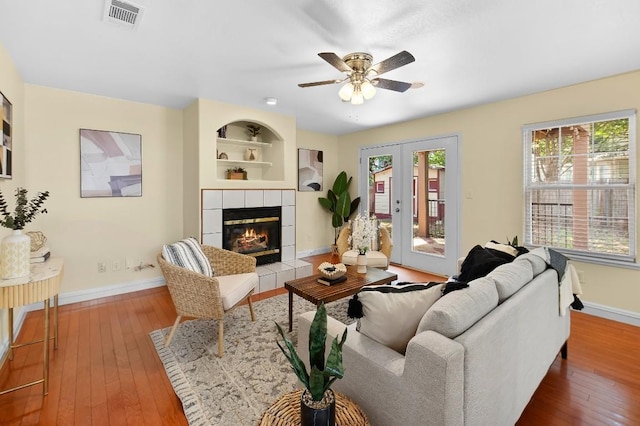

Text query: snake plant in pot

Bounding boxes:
[276,303,347,426]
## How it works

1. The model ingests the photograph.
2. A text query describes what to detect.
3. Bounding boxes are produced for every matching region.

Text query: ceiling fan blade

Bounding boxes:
[318,52,353,73]
[368,50,415,76]
[298,79,343,88]
[371,78,412,92]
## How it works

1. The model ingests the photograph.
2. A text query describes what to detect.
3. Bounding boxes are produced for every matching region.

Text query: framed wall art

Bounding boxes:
[80,129,142,197]
[298,148,323,191]
[1,90,12,179]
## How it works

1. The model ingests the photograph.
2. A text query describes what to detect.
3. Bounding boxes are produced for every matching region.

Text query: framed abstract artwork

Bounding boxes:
[1,90,12,179]
[298,148,323,191]
[80,129,142,197]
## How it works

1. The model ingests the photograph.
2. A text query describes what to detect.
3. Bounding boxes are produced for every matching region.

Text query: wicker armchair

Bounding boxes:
[157,245,258,357]
[336,226,393,269]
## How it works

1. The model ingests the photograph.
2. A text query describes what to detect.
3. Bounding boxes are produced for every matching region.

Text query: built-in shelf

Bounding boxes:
[217,159,273,167]
[217,137,272,148]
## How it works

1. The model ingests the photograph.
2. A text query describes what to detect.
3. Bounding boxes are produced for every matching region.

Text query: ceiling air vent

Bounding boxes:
[104,0,144,30]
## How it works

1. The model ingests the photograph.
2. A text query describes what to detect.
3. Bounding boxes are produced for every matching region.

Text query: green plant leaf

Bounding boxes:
[335,192,351,220]
[275,322,309,388]
[324,331,346,379]
[348,197,361,221]
[332,171,348,195]
[308,366,326,401]
[308,303,327,371]
[318,197,332,211]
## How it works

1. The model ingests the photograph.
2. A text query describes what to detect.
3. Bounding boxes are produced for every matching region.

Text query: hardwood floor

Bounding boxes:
[0,254,638,425]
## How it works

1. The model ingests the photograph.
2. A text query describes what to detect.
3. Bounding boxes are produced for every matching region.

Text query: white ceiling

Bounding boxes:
[2,0,640,135]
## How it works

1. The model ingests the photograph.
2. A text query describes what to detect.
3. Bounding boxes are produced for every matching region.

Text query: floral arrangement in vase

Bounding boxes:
[349,212,378,255]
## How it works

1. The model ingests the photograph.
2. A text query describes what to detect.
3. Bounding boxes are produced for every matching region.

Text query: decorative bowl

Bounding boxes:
[318,262,347,280]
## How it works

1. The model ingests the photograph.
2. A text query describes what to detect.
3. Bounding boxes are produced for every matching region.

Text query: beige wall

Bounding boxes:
[0,42,26,350]
[339,71,640,313]
[295,129,340,253]
[23,85,184,293]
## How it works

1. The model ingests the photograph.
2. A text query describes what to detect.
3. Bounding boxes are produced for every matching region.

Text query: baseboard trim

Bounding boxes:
[19,277,166,314]
[297,247,331,258]
[581,301,640,327]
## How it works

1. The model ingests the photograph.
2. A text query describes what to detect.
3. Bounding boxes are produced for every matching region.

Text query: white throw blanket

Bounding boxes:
[528,247,583,316]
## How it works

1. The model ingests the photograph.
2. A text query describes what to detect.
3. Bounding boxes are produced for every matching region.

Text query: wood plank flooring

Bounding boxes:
[0,254,638,425]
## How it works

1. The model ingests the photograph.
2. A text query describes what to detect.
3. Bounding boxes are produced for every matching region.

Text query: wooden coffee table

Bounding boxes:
[285,266,398,331]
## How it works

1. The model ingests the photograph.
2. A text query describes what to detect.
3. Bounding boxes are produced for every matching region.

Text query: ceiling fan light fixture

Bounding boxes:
[338,83,354,101]
[361,80,376,100]
[350,86,364,105]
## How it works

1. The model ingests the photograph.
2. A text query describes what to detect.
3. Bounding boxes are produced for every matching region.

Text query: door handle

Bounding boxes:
[395,208,400,213]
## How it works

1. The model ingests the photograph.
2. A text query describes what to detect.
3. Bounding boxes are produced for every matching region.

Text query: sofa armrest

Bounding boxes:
[296,312,465,426]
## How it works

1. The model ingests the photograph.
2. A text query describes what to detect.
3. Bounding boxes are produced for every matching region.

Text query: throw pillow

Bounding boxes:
[162,237,214,277]
[458,245,514,283]
[347,283,444,354]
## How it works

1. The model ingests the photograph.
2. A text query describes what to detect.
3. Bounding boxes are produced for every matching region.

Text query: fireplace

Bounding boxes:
[222,206,281,265]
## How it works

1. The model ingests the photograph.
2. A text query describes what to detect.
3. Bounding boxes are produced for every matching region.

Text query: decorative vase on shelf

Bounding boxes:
[356,253,367,274]
[0,230,31,279]
[251,136,258,142]
[244,148,257,161]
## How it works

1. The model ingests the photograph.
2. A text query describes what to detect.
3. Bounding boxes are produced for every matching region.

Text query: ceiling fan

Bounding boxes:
[298,50,416,104]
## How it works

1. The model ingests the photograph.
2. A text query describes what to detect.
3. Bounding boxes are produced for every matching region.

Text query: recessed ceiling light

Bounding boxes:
[264,97,277,106]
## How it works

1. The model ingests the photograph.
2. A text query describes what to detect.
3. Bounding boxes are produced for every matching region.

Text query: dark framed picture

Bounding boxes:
[298,148,323,191]
[1,90,13,179]
[80,129,142,197]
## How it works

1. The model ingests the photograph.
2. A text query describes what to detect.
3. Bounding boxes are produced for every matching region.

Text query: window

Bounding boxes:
[523,110,636,265]
[375,181,385,193]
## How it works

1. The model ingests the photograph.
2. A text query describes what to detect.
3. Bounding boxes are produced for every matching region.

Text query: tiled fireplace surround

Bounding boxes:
[201,189,313,294]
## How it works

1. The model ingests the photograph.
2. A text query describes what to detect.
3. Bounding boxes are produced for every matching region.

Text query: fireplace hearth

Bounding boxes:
[222,206,281,265]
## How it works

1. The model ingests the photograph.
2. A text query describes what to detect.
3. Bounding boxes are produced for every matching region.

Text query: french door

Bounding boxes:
[359,135,460,276]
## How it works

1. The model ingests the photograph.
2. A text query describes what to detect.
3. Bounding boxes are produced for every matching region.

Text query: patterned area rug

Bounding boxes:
[149,294,352,426]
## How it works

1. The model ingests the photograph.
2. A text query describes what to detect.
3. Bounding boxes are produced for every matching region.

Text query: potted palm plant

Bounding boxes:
[318,171,360,248]
[276,303,347,426]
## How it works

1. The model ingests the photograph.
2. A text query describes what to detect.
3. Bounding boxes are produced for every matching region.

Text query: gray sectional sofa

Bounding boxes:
[297,252,570,426]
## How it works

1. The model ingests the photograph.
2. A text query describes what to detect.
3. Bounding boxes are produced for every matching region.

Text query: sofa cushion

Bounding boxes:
[216,272,258,310]
[349,283,444,354]
[417,277,498,339]
[458,245,514,282]
[515,249,548,276]
[162,237,214,277]
[342,249,389,268]
[487,260,534,303]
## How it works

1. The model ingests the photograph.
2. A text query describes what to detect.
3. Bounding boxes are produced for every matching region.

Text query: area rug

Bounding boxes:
[149,294,353,426]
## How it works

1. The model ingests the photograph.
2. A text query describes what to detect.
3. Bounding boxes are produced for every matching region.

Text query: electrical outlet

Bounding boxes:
[98,262,107,273]
[112,260,122,272]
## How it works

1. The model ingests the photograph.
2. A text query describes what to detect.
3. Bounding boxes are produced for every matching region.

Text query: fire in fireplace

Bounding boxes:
[222,206,281,265]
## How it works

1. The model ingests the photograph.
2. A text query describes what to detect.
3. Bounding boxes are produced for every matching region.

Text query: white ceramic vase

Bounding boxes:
[356,253,367,274]
[1,230,31,279]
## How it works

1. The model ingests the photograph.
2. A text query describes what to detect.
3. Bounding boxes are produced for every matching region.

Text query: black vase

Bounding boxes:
[300,389,336,426]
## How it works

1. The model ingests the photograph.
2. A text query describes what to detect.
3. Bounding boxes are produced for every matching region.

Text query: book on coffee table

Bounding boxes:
[317,275,347,286]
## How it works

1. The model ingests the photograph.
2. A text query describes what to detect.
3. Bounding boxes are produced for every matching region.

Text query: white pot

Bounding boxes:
[1,230,32,279]
[356,254,367,274]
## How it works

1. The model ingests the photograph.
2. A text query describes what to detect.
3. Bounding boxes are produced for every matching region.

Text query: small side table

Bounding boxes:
[259,389,370,426]
[0,257,64,396]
